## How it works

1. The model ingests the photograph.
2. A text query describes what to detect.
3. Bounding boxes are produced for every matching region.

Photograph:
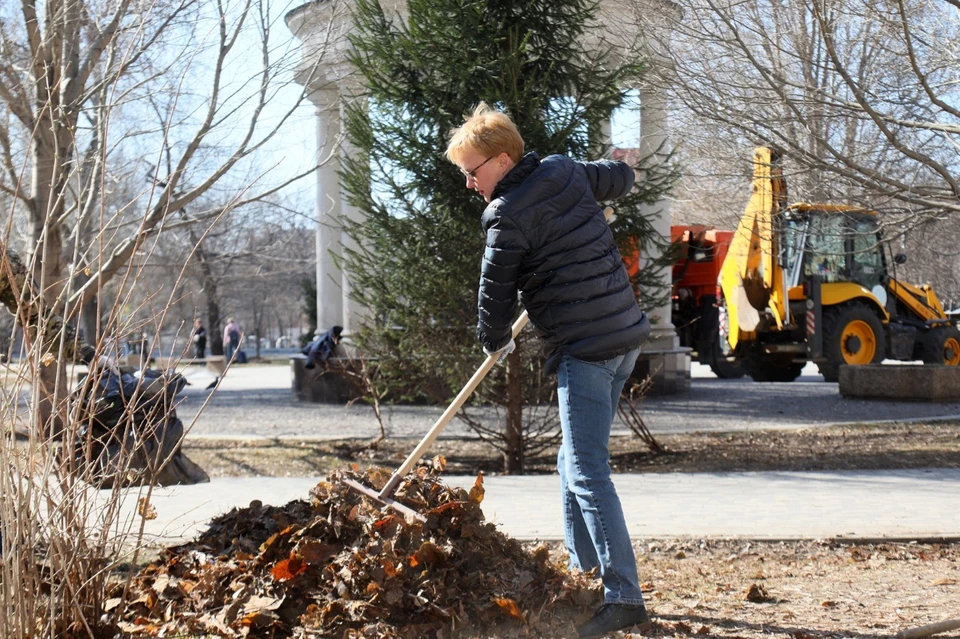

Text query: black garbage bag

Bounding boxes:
[73,366,209,488]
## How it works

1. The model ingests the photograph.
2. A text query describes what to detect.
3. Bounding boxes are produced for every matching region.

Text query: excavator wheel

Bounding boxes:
[818,303,886,382]
[709,339,745,379]
[921,326,960,366]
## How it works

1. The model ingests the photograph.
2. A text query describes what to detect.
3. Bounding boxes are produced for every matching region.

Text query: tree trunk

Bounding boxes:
[207,298,223,356]
[194,246,223,356]
[80,297,100,346]
[503,347,524,474]
[252,297,263,359]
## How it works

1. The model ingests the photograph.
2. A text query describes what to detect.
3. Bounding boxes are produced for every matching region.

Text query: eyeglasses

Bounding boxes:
[461,156,494,180]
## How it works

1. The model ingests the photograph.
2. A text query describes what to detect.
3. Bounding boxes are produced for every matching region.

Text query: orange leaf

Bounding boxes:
[260,532,280,554]
[493,597,526,623]
[431,455,447,471]
[468,474,484,504]
[373,515,402,534]
[427,501,463,517]
[414,541,446,568]
[271,554,306,581]
[382,558,398,577]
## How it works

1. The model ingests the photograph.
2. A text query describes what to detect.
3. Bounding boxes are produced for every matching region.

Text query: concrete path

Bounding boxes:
[124,468,960,545]
[92,362,960,546]
[173,362,960,440]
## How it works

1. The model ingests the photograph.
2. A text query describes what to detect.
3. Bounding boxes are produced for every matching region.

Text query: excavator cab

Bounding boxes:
[782,206,886,294]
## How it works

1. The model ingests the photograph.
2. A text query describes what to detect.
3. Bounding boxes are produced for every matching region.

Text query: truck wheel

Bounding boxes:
[819,303,886,382]
[709,340,745,379]
[921,327,960,365]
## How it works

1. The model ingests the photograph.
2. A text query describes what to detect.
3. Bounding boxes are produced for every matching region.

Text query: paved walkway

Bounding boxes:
[173,363,960,440]
[98,362,960,546]
[124,468,960,545]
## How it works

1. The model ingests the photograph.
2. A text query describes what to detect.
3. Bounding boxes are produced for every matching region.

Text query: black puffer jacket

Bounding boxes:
[478,152,650,372]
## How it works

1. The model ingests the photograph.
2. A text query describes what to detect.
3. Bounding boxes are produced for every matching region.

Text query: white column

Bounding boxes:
[638,84,677,348]
[311,89,343,335]
[339,95,367,336]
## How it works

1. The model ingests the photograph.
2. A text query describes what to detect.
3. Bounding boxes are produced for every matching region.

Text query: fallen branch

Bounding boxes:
[895,618,960,639]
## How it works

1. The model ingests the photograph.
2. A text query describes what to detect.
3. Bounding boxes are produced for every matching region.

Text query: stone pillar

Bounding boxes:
[638,85,675,344]
[310,89,344,336]
[339,95,366,337]
[635,84,690,394]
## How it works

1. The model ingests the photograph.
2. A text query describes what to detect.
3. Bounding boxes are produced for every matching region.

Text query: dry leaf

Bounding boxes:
[493,597,526,623]
[243,595,283,614]
[241,610,279,627]
[41,352,55,367]
[103,597,123,612]
[431,455,446,471]
[821,600,838,607]
[468,473,484,505]
[271,554,306,581]
[408,541,446,569]
[138,498,157,521]
[745,583,772,603]
[300,541,337,565]
[260,532,280,554]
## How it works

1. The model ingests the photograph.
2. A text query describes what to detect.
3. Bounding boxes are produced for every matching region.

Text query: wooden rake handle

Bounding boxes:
[377,310,529,500]
[375,206,613,501]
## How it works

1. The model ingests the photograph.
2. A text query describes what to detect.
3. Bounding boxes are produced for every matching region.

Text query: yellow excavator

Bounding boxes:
[718,146,960,382]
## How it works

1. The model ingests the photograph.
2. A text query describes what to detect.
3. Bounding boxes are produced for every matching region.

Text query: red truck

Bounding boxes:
[624,225,743,378]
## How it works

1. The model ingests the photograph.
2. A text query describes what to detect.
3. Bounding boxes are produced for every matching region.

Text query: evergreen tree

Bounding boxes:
[339,0,676,472]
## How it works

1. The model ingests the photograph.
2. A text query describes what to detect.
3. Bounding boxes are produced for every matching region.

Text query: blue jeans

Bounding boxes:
[557,347,643,606]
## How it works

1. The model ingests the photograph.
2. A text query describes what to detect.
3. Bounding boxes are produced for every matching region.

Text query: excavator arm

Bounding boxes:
[718,147,791,349]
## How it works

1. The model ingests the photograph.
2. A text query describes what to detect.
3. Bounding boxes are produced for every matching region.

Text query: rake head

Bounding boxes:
[341,477,427,522]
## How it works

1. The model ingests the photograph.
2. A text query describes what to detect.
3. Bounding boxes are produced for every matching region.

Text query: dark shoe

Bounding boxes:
[578,603,652,638]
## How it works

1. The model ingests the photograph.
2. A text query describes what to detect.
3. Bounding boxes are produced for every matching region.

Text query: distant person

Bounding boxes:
[223,318,242,363]
[192,318,207,359]
[302,325,342,370]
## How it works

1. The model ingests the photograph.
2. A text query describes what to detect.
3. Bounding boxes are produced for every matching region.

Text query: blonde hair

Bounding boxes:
[445,102,524,166]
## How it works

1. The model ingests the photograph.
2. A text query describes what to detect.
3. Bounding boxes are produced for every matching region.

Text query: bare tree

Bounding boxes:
[152,197,315,358]
[0,2,341,635]
[635,0,959,226]
[0,0,341,431]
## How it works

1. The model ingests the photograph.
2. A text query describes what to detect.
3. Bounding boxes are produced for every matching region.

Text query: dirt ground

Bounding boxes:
[182,421,960,478]
[177,423,960,638]
[571,537,960,639]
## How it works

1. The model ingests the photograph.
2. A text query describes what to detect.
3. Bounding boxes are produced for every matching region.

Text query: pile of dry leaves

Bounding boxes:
[116,461,599,638]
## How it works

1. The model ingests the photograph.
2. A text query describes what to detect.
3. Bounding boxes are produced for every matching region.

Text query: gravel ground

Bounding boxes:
[172,363,960,440]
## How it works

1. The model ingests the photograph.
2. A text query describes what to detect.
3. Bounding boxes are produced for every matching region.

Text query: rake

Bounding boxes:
[341,207,615,520]
[342,310,529,521]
